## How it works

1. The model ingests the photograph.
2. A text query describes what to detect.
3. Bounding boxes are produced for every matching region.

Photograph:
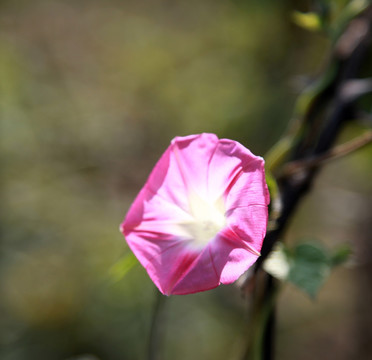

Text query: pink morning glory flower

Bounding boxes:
[120,133,270,295]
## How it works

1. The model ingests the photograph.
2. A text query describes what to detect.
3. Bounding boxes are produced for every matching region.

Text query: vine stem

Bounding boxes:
[148,290,167,360]
[280,130,372,178]
[242,274,279,360]
[245,5,372,360]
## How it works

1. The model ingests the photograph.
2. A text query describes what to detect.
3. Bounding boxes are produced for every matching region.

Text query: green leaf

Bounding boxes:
[287,243,330,299]
[265,171,279,200]
[330,244,351,267]
[264,241,352,299]
[265,171,281,226]
[264,136,293,174]
[108,252,138,283]
[292,11,322,32]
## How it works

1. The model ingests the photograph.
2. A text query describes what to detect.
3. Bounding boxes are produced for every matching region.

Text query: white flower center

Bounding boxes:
[180,193,226,247]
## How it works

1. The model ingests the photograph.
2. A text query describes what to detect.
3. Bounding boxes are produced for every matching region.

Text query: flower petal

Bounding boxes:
[223,154,269,209]
[127,232,199,295]
[211,234,259,284]
[206,138,260,201]
[170,233,260,295]
[170,133,219,200]
[225,204,269,255]
[121,133,270,295]
[170,244,220,295]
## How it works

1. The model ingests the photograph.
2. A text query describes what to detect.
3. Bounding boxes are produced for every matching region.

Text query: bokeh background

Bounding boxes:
[1,0,371,359]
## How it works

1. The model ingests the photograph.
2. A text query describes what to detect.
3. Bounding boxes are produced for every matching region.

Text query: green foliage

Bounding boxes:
[292,0,370,39]
[292,11,323,32]
[108,253,138,283]
[264,241,351,298]
[287,243,331,298]
[330,244,352,266]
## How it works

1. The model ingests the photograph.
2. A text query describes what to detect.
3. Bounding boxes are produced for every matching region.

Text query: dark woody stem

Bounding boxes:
[280,130,372,178]
[243,5,372,360]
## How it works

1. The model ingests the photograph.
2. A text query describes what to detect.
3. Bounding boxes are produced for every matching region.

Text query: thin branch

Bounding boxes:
[281,130,372,178]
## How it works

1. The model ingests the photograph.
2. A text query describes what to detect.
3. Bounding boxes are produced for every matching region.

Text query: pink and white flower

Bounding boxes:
[120,133,270,295]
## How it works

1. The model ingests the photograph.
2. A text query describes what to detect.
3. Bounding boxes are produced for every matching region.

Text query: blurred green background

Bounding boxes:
[1,0,371,359]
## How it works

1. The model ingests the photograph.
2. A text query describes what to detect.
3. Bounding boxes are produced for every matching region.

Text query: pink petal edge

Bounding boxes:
[121,133,270,295]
